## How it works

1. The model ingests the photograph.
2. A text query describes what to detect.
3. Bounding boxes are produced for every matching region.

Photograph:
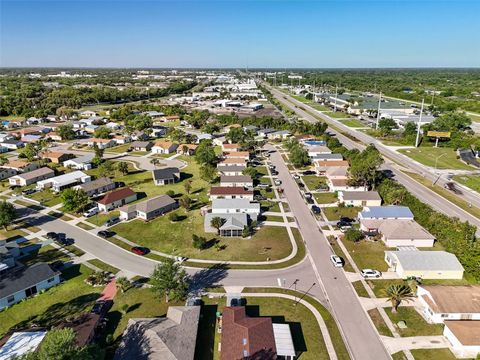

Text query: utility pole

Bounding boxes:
[375,91,382,130]
[415,98,424,147]
[289,279,300,301]
[334,85,338,112]
[294,282,316,306]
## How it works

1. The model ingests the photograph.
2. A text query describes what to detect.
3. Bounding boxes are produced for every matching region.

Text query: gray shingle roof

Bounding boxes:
[341,191,382,201]
[78,177,114,193]
[152,167,180,181]
[220,175,252,183]
[17,167,54,181]
[0,263,60,299]
[135,195,176,214]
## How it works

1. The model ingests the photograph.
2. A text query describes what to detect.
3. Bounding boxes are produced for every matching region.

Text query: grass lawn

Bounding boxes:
[106,144,132,153]
[87,259,120,274]
[113,209,293,261]
[385,307,444,337]
[368,308,393,337]
[197,295,327,360]
[0,265,101,337]
[352,281,370,298]
[339,119,365,127]
[20,244,71,266]
[48,211,74,222]
[64,244,85,257]
[453,174,480,193]
[330,241,354,272]
[263,215,284,222]
[341,239,390,272]
[302,175,327,191]
[323,206,361,221]
[77,222,95,231]
[86,211,120,226]
[314,192,337,204]
[324,111,352,119]
[28,189,62,207]
[398,147,473,170]
[0,227,28,241]
[410,349,458,360]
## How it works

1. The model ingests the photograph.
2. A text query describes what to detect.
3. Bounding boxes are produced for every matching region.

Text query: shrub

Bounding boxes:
[169,213,180,222]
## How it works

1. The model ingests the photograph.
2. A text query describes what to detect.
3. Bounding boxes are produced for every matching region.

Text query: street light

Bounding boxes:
[294,282,316,307]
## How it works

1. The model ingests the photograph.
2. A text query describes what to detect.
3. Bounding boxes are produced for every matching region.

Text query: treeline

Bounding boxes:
[0,78,196,117]
[378,178,480,281]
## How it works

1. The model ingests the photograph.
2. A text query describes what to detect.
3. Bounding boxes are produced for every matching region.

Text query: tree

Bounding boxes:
[0,156,8,166]
[181,144,189,155]
[116,277,131,293]
[92,142,104,159]
[60,188,90,213]
[378,118,398,136]
[226,127,245,144]
[22,143,39,162]
[99,160,115,177]
[199,164,217,183]
[183,180,192,194]
[179,195,192,210]
[195,140,217,165]
[289,145,310,167]
[33,328,97,360]
[0,201,17,231]
[192,234,207,249]
[116,161,129,175]
[57,124,75,140]
[150,258,189,302]
[348,145,384,189]
[343,228,363,243]
[150,158,160,168]
[242,166,258,179]
[210,217,224,235]
[94,126,111,139]
[384,284,415,313]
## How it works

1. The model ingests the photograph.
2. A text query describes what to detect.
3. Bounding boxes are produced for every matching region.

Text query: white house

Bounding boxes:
[306,145,331,157]
[338,191,382,207]
[358,206,414,220]
[209,187,254,201]
[151,141,178,154]
[37,170,91,192]
[0,263,61,310]
[63,154,94,170]
[417,285,480,323]
[87,138,115,149]
[217,165,245,176]
[360,219,435,247]
[97,187,137,212]
[9,167,55,187]
[211,198,260,221]
[444,321,480,358]
[220,175,253,188]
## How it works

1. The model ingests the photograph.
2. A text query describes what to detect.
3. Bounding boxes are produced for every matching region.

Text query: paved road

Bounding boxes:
[268,85,480,232]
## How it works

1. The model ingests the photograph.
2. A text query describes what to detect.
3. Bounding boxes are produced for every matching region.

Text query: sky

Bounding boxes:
[1,0,479,68]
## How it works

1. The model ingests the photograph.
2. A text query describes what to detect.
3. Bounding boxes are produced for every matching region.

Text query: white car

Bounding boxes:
[175,256,187,264]
[339,225,352,233]
[330,255,344,268]
[292,174,300,180]
[274,179,282,186]
[83,207,99,218]
[361,269,382,278]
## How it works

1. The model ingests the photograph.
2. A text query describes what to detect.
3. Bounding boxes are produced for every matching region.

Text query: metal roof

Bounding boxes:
[386,251,463,272]
[272,323,295,357]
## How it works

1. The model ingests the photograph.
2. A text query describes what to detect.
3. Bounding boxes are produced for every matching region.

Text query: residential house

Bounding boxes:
[45,132,62,141]
[130,141,153,152]
[211,198,260,221]
[0,139,24,150]
[195,133,213,143]
[327,178,364,192]
[0,132,16,143]
[338,191,382,207]
[21,135,42,144]
[72,121,87,129]
[220,175,253,188]
[152,167,180,186]
[105,122,121,131]
[119,195,178,221]
[307,145,331,157]
[0,168,17,180]
[222,143,239,152]
[176,144,197,156]
[416,285,480,323]
[96,187,137,212]
[360,219,435,247]
[219,158,247,166]
[220,306,295,360]
[0,237,20,271]
[131,131,149,141]
[151,126,168,138]
[358,206,414,220]
[84,125,98,134]
[223,151,250,160]
[87,138,115,149]
[80,110,96,118]
[75,177,115,197]
[209,187,254,201]
[151,141,178,154]
[0,331,47,359]
[115,306,201,360]
[204,212,248,237]
[37,171,91,192]
[213,136,226,146]
[311,153,344,162]
[267,130,291,140]
[113,135,132,145]
[384,250,464,279]
[41,151,74,164]
[143,110,165,118]
[443,321,480,358]
[0,263,61,310]
[243,125,259,133]
[3,160,39,173]
[163,115,180,123]
[9,167,55,187]
[217,164,246,176]
[63,154,94,170]
[257,128,275,137]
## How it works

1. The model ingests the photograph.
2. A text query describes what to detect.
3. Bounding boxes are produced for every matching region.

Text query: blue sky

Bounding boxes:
[1,0,479,68]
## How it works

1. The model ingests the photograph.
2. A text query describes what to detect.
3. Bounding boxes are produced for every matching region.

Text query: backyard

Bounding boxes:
[398,147,473,170]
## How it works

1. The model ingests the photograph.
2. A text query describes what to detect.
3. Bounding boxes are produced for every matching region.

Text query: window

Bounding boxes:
[242,338,247,345]
[243,350,249,357]
[7,295,14,303]
[47,277,55,283]
[441,314,449,318]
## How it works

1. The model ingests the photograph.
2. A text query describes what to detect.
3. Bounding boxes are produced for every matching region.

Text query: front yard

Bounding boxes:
[323,206,361,221]
[385,307,444,337]
[314,192,337,204]
[341,238,390,272]
[302,175,327,191]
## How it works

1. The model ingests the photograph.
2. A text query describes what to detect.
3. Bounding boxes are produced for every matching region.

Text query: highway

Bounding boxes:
[267,85,480,232]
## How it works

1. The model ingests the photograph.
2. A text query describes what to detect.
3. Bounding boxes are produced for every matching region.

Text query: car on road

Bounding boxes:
[104,216,120,227]
[330,255,344,268]
[274,179,282,186]
[131,246,150,256]
[83,207,99,218]
[361,269,382,278]
[98,230,114,239]
[311,205,320,214]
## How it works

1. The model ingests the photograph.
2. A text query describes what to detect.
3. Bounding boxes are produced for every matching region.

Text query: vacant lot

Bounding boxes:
[342,239,390,272]
[398,147,473,170]
[453,174,480,193]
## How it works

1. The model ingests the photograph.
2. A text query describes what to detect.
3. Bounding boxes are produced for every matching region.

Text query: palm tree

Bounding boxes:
[210,217,224,235]
[150,158,159,168]
[389,188,407,205]
[116,277,131,293]
[384,284,415,313]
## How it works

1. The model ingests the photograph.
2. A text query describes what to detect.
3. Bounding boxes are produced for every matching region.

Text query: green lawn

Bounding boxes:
[339,119,365,127]
[314,192,337,204]
[197,295,327,360]
[0,227,28,241]
[324,111,352,119]
[106,144,132,153]
[385,307,444,337]
[341,239,390,272]
[20,244,71,266]
[453,174,480,193]
[398,147,473,170]
[113,211,293,261]
[87,258,120,274]
[0,265,101,337]
[86,210,120,226]
[410,349,458,360]
[352,281,370,298]
[76,222,95,231]
[28,189,62,207]
[302,175,327,191]
[368,278,471,298]
[368,308,393,337]
[323,206,361,221]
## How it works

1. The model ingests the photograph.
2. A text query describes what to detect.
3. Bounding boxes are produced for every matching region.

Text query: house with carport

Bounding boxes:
[96,187,137,212]
[119,195,178,221]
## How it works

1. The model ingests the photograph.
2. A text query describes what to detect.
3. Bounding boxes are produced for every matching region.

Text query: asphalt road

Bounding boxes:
[267,85,480,232]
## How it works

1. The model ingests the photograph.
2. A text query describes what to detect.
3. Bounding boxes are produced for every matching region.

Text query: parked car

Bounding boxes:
[298,182,305,188]
[131,246,150,256]
[271,170,279,176]
[361,269,382,278]
[83,207,99,218]
[98,230,114,239]
[254,195,267,201]
[330,255,344,268]
[339,226,352,233]
[306,197,314,204]
[257,183,270,189]
[105,217,120,227]
[274,179,282,186]
[304,192,313,199]
[303,170,315,175]
[292,174,300,180]
[268,164,275,170]
[311,205,321,214]
[336,220,351,228]
[46,232,58,240]
[339,217,353,223]
[175,256,187,263]
[22,188,36,196]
